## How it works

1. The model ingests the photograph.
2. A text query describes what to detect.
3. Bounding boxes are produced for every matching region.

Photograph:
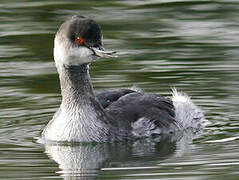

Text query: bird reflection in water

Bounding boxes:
[44,130,200,179]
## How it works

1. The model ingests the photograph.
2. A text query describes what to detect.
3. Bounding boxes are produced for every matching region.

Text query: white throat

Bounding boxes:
[53,37,94,69]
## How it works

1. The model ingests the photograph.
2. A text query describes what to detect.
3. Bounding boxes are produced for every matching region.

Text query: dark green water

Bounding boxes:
[0,0,239,179]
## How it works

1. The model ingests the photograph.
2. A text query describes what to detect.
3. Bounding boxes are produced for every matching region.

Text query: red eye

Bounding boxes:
[76,37,84,45]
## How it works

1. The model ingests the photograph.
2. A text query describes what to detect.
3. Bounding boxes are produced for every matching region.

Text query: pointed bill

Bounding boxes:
[91,47,117,58]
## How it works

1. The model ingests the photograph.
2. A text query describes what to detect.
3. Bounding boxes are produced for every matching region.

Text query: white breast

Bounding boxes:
[43,104,109,142]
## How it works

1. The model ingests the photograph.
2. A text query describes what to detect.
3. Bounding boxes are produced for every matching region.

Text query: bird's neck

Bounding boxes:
[45,63,113,142]
[58,64,95,107]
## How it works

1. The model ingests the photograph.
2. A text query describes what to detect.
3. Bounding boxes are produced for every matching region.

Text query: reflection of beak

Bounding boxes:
[91,47,117,58]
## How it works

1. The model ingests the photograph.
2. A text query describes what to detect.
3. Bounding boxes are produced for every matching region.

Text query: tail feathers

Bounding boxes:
[171,88,206,129]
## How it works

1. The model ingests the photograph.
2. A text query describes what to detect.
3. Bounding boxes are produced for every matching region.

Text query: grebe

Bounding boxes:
[42,15,204,142]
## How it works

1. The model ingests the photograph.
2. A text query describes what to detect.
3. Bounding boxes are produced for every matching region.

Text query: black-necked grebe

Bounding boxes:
[42,15,205,142]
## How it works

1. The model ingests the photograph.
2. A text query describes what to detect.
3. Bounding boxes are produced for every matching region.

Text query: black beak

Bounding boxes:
[90,46,117,58]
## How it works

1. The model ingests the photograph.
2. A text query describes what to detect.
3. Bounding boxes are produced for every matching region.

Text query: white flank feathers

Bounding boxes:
[171,88,206,129]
